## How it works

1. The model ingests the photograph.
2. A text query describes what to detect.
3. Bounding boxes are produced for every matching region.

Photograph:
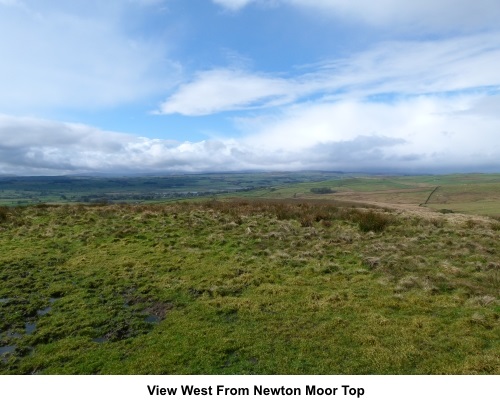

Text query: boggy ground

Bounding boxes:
[0,201,499,374]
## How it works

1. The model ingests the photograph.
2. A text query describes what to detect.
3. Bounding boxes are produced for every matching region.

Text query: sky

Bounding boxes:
[1,0,500,175]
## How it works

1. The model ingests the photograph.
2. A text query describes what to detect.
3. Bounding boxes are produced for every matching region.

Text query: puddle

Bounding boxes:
[0,298,10,304]
[144,315,160,324]
[37,306,52,316]
[1,345,17,364]
[0,345,16,356]
[92,337,108,344]
[25,322,36,335]
[37,298,59,316]
[6,331,22,339]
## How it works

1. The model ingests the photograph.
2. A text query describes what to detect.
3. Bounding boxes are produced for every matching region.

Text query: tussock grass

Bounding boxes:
[0,200,499,374]
[351,210,392,232]
[0,206,9,222]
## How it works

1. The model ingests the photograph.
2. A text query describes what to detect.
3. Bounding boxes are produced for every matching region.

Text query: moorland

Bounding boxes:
[0,172,499,374]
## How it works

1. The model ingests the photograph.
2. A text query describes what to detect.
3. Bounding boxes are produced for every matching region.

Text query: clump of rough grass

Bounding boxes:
[491,221,500,232]
[0,206,9,222]
[352,210,391,232]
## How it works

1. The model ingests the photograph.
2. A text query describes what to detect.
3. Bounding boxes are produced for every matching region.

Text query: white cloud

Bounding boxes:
[238,93,500,171]
[158,32,500,116]
[157,69,295,115]
[288,0,500,32]
[213,0,500,32]
[0,115,251,174]
[129,0,165,5]
[212,0,255,11]
[0,0,22,6]
[0,0,179,114]
[336,33,500,92]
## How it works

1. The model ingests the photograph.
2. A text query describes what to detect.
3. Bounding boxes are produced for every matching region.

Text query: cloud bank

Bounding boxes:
[2,94,500,175]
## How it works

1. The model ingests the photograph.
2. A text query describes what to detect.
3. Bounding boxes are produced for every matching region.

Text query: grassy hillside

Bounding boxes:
[234,173,500,217]
[1,201,499,374]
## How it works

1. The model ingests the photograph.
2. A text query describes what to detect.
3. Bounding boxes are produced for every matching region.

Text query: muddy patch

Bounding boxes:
[143,302,174,324]
[123,293,174,325]
[144,315,160,324]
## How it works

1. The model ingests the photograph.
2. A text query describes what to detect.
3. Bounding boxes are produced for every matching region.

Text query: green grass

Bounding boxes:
[424,182,500,216]
[1,201,498,374]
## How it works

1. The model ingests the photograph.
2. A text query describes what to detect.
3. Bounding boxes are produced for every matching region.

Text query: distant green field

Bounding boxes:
[2,173,500,217]
[0,172,344,206]
[423,182,500,216]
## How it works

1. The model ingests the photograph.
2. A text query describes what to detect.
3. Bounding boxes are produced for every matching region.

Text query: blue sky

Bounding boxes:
[1,0,500,174]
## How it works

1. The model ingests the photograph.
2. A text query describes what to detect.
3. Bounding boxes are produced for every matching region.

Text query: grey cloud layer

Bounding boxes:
[2,113,499,175]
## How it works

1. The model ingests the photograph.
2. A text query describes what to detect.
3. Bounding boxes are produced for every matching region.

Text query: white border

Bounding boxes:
[1,375,498,405]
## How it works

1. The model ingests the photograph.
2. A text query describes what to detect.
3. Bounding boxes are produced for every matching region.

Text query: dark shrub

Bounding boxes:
[310,187,335,194]
[439,208,454,214]
[354,210,390,232]
[300,215,314,227]
[0,206,9,222]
